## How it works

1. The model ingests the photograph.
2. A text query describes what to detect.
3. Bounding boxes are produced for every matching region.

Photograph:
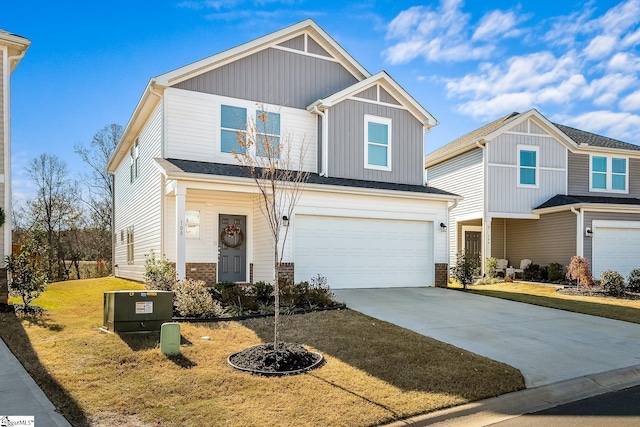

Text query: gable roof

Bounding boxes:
[108,19,371,173]
[534,194,640,214]
[308,71,438,128]
[155,158,459,199]
[425,109,640,168]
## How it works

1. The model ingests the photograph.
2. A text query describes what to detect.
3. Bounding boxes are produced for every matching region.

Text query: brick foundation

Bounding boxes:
[435,263,449,288]
[278,262,295,283]
[185,263,217,286]
[0,268,7,304]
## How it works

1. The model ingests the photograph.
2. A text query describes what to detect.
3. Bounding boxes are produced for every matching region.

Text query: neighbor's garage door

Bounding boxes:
[592,221,640,279]
[294,215,433,289]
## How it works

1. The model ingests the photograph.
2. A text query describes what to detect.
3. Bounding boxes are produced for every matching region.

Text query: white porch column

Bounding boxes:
[175,185,186,280]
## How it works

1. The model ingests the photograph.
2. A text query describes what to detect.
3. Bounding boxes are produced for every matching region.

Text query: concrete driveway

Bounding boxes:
[333,287,640,388]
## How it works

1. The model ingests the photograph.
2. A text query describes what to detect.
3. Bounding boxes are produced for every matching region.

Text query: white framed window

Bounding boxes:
[255,110,281,157]
[364,115,392,171]
[185,210,200,239]
[126,226,134,264]
[220,105,247,154]
[517,145,538,187]
[130,139,139,183]
[590,155,628,193]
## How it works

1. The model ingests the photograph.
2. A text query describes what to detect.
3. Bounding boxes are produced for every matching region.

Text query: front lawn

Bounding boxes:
[1,278,524,427]
[464,282,640,324]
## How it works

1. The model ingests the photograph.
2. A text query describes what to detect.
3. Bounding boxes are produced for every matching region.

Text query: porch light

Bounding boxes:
[439,222,447,232]
[283,216,290,227]
[585,227,593,237]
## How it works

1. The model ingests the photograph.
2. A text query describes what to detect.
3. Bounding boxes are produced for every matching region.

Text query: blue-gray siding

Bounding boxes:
[568,152,640,198]
[328,99,424,185]
[173,47,358,109]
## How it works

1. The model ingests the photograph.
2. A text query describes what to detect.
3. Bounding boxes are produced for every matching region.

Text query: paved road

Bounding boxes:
[492,385,640,426]
[334,287,640,387]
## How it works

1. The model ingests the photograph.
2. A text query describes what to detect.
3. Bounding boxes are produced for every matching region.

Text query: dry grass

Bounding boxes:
[465,282,640,324]
[1,278,524,427]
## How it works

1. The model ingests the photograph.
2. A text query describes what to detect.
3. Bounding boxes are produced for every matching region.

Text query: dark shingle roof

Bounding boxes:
[536,194,640,210]
[554,123,640,151]
[164,158,458,197]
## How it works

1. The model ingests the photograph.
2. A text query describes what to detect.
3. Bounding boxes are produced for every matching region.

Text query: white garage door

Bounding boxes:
[294,215,433,289]
[592,221,640,279]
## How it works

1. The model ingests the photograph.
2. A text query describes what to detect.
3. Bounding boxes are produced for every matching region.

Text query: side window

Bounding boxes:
[221,105,247,154]
[126,226,134,264]
[255,111,281,157]
[130,139,139,183]
[518,146,538,187]
[612,158,627,191]
[591,155,627,192]
[591,156,607,190]
[364,115,392,171]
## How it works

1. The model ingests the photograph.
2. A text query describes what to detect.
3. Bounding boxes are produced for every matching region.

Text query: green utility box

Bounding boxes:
[160,322,181,356]
[103,290,173,333]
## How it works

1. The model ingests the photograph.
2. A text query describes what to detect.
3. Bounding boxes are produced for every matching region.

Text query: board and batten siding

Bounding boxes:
[582,211,640,266]
[164,88,317,173]
[568,152,640,198]
[504,211,576,267]
[173,47,358,110]
[486,131,567,214]
[328,99,424,185]
[113,102,163,282]
[428,148,484,261]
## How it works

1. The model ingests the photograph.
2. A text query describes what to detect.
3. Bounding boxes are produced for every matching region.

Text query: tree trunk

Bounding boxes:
[273,246,279,347]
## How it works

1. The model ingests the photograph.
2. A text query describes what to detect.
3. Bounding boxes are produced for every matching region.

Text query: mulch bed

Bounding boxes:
[228,342,323,376]
[557,286,640,300]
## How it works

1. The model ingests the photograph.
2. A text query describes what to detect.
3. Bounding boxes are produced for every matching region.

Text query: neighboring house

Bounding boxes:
[425,109,640,280]
[0,30,30,304]
[107,19,457,289]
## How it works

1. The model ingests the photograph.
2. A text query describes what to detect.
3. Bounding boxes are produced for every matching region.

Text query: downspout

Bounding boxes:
[571,207,582,257]
[110,173,116,276]
[311,105,328,177]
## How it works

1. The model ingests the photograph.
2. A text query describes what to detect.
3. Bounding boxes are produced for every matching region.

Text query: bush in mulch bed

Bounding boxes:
[556,286,640,300]
[228,342,323,376]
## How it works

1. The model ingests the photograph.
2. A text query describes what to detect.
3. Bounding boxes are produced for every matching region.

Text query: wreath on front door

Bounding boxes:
[220,224,244,248]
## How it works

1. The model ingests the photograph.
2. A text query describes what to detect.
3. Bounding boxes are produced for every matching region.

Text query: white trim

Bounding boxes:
[364,114,392,171]
[589,154,629,194]
[271,44,340,63]
[517,145,539,188]
[488,162,565,172]
[592,219,640,230]
[2,46,11,258]
[487,212,540,219]
[504,130,556,138]
[461,225,483,268]
[347,96,410,111]
[456,212,483,222]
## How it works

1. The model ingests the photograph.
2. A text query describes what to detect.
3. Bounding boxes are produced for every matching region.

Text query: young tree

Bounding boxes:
[233,107,310,346]
[6,230,48,310]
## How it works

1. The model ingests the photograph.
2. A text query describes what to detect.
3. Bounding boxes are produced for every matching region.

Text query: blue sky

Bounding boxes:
[3,0,640,203]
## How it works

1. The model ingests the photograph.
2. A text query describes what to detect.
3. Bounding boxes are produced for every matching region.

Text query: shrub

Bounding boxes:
[212,281,257,311]
[144,251,176,291]
[485,257,498,279]
[600,270,626,296]
[566,256,594,287]
[250,281,274,305]
[523,263,541,281]
[6,234,49,310]
[297,274,334,308]
[547,263,565,283]
[450,251,480,289]
[173,279,223,317]
[627,269,640,292]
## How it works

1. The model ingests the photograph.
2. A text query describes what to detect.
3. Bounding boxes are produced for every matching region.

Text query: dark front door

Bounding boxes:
[465,231,481,269]
[218,214,246,282]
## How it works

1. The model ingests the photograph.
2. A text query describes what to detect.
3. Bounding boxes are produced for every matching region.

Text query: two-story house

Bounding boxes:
[107,19,458,289]
[426,109,640,280]
[0,30,30,304]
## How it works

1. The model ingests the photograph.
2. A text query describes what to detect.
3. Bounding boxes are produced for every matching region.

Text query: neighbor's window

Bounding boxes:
[591,155,627,192]
[126,226,134,263]
[365,115,392,171]
[221,105,247,154]
[185,210,200,239]
[130,139,139,183]
[255,110,281,157]
[518,146,538,187]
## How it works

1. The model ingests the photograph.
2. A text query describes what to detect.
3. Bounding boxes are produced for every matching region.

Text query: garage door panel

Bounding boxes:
[593,225,640,279]
[294,215,433,289]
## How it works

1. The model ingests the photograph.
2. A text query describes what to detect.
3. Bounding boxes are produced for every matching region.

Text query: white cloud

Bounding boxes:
[620,90,640,111]
[472,10,520,41]
[562,110,640,141]
[583,35,617,60]
[607,52,640,72]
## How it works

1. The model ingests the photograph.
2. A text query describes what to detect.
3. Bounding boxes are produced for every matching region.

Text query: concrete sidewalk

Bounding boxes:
[334,287,640,388]
[0,337,71,426]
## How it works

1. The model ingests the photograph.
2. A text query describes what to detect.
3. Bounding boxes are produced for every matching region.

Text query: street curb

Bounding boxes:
[381,364,640,427]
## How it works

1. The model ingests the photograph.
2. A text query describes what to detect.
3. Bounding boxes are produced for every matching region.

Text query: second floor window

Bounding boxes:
[365,115,392,171]
[518,146,538,187]
[256,110,281,157]
[221,105,247,154]
[591,155,627,192]
[130,139,139,183]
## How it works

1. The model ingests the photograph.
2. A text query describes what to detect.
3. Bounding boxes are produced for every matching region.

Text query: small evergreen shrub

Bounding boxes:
[485,257,498,279]
[566,256,594,287]
[212,281,257,311]
[144,251,176,291]
[6,234,49,310]
[451,251,480,289]
[627,268,640,292]
[250,281,274,305]
[600,270,626,296]
[547,263,565,283]
[523,263,542,281]
[173,279,223,317]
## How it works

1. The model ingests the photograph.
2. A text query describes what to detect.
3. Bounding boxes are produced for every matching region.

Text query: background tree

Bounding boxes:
[6,229,48,310]
[74,124,122,270]
[233,107,310,346]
